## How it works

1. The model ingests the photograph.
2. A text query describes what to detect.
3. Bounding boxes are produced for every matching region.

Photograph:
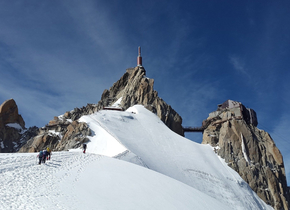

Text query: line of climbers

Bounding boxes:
[37,147,52,165]
[36,143,88,165]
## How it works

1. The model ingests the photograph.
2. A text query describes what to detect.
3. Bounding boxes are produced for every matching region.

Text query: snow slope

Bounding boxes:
[78,105,272,210]
[0,105,273,210]
[0,152,229,210]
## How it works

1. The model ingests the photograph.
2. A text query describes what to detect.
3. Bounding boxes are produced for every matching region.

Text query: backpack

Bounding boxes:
[39,151,43,158]
[43,150,47,156]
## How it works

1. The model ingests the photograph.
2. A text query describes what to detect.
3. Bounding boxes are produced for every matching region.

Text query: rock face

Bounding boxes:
[19,114,91,153]
[96,66,184,136]
[0,99,37,152]
[19,102,97,153]
[202,100,289,210]
[0,99,25,128]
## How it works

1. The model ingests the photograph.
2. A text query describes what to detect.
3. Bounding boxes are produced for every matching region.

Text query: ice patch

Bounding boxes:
[6,123,23,130]
[48,130,63,139]
[241,134,250,163]
[112,97,122,107]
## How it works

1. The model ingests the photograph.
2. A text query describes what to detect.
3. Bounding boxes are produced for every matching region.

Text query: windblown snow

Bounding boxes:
[0,105,273,210]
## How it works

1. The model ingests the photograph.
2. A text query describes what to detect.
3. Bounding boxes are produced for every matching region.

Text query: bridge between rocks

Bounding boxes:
[183,126,204,132]
[183,120,211,133]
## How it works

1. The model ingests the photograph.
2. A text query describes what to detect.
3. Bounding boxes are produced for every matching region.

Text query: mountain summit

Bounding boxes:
[96,66,184,135]
[19,66,184,153]
[2,66,289,209]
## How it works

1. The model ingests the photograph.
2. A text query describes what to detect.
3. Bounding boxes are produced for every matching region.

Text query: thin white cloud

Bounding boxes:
[229,55,251,78]
[61,1,133,67]
[0,1,134,127]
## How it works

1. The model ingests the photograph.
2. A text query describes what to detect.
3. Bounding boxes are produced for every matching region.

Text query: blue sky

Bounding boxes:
[0,1,289,184]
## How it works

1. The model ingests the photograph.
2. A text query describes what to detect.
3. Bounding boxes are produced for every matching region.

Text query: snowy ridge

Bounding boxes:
[78,105,272,210]
[0,105,273,209]
[77,114,127,157]
[78,111,148,167]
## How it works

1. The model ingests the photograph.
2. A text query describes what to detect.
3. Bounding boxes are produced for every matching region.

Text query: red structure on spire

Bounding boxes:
[137,46,142,66]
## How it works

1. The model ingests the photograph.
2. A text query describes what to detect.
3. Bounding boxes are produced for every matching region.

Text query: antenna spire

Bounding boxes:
[137,46,142,66]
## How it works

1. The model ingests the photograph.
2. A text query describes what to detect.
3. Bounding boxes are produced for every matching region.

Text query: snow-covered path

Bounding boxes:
[0,152,100,209]
[0,152,232,210]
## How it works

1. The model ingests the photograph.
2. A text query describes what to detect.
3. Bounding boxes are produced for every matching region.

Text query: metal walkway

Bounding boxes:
[183,126,204,132]
[183,120,211,133]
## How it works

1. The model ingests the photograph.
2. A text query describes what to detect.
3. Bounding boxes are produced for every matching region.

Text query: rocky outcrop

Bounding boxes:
[202,100,289,210]
[19,103,97,153]
[55,120,90,151]
[63,104,98,121]
[0,99,35,152]
[0,99,25,129]
[96,66,184,136]
[19,115,91,153]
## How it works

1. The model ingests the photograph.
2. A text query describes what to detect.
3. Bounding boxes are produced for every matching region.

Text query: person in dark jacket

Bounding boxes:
[42,150,47,163]
[83,144,87,154]
[37,151,43,165]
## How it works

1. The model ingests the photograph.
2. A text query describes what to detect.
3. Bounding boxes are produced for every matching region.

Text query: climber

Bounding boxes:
[83,143,87,154]
[37,150,43,165]
[42,150,48,163]
[46,147,51,160]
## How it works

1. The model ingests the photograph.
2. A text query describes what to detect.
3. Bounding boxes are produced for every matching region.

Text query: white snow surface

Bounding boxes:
[0,105,273,210]
[48,129,63,139]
